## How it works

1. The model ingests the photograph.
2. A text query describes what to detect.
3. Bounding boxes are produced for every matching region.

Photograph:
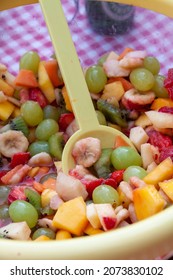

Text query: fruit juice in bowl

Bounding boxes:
[1,0,173,260]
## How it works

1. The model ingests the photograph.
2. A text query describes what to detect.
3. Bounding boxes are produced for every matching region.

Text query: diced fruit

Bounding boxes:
[143,157,173,185]
[145,110,173,129]
[147,129,172,152]
[52,196,88,236]
[62,86,73,112]
[0,221,31,240]
[133,185,165,220]
[56,230,72,240]
[14,69,38,88]
[0,78,14,96]
[151,98,173,110]
[159,145,173,162]
[114,135,130,148]
[84,223,104,235]
[134,113,152,128]
[140,143,155,169]
[29,88,47,108]
[129,126,149,151]
[95,203,117,231]
[56,172,88,201]
[102,81,125,102]
[34,235,51,241]
[38,62,56,103]
[86,203,101,229]
[9,152,30,168]
[43,59,63,87]
[107,77,134,91]
[58,113,75,131]
[159,179,173,201]
[41,189,57,208]
[0,101,15,121]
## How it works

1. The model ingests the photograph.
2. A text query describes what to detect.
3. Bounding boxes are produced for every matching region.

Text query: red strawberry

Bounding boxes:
[58,113,75,131]
[110,169,125,186]
[103,217,117,230]
[8,186,27,204]
[9,152,30,168]
[29,88,47,108]
[84,178,103,199]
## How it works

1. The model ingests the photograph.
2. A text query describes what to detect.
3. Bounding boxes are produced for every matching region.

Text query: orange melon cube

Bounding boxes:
[84,223,104,235]
[159,179,173,201]
[133,185,165,220]
[52,196,88,236]
[56,230,72,240]
[151,98,173,110]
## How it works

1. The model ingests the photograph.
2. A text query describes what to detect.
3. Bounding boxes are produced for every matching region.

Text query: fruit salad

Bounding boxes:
[1,48,173,241]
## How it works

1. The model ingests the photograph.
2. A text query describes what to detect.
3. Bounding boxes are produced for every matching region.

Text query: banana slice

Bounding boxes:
[0,130,29,158]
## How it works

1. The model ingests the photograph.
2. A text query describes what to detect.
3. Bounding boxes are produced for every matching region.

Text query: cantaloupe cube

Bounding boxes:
[133,185,165,220]
[0,78,14,96]
[56,230,72,240]
[143,157,173,186]
[62,86,73,112]
[0,101,15,121]
[11,107,21,118]
[102,81,125,102]
[159,179,173,201]
[52,196,88,236]
[34,235,51,241]
[38,61,56,103]
[151,98,173,110]
[84,223,104,235]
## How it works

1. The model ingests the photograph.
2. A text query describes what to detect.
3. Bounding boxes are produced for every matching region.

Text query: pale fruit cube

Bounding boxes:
[129,126,149,151]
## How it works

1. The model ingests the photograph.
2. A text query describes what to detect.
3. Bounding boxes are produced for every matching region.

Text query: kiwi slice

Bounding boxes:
[48,132,64,160]
[24,188,41,215]
[10,116,29,137]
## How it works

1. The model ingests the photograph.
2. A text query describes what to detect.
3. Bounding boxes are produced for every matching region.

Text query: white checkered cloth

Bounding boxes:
[1,0,173,76]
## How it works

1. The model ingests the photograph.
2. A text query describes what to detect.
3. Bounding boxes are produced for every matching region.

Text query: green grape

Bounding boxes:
[123,166,147,183]
[32,227,56,240]
[96,110,107,125]
[143,56,160,75]
[130,68,155,91]
[0,205,9,219]
[43,105,60,121]
[9,200,38,228]
[92,185,120,206]
[20,51,40,75]
[85,65,107,94]
[152,75,169,98]
[21,101,43,127]
[111,147,142,170]
[24,188,41,214]
[35,119,59,141]
[48,132,64,160]
[28,141,50,156]
[0,186,10,205]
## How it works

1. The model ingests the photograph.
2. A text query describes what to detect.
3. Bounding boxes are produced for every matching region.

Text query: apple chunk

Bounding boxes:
[145,111,173,129]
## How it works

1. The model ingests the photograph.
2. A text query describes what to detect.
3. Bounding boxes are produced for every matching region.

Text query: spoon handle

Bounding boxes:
[39,0,100,131]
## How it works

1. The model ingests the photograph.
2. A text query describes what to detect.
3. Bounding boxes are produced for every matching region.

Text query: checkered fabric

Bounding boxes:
[1,0,173,76]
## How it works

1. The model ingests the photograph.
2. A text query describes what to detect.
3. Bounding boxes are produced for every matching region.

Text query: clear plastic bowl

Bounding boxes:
[0,0,173,260]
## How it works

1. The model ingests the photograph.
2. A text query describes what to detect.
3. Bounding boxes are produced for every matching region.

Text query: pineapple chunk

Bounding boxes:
[41,189,57,208]
[52,196,88,236]
[0,101,15,121]
[0,78,14,96]
[86,203,101,229]
[38,61,56,103]
[133,185,165,220]
[143,157,173,186]
[159,179,173,201]
[135,113,152,128]
[102,81,125,102]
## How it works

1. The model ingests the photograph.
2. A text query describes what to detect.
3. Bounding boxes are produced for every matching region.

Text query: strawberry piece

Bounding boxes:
[103,216,117,230]
[29,88,47,108]
[84,178,103,198]
[158,106,173,114]
[110,169,125,187]
[103,178,117,188]
[167,86,173,100]
[8,186,27,204]
[147,129,173,152]
[168,68,173,80]
[58,113,75,131]
[159,145,173,163]
[19,88,30,104]
[9,152,30,168]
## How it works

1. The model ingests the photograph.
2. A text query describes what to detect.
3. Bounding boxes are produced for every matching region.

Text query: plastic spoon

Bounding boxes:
[38,0,136,174]
[1,0,173,19]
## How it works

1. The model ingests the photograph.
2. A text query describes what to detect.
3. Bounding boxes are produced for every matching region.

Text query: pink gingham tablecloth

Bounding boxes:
[0,0,173,259]
[1,0,173,76]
